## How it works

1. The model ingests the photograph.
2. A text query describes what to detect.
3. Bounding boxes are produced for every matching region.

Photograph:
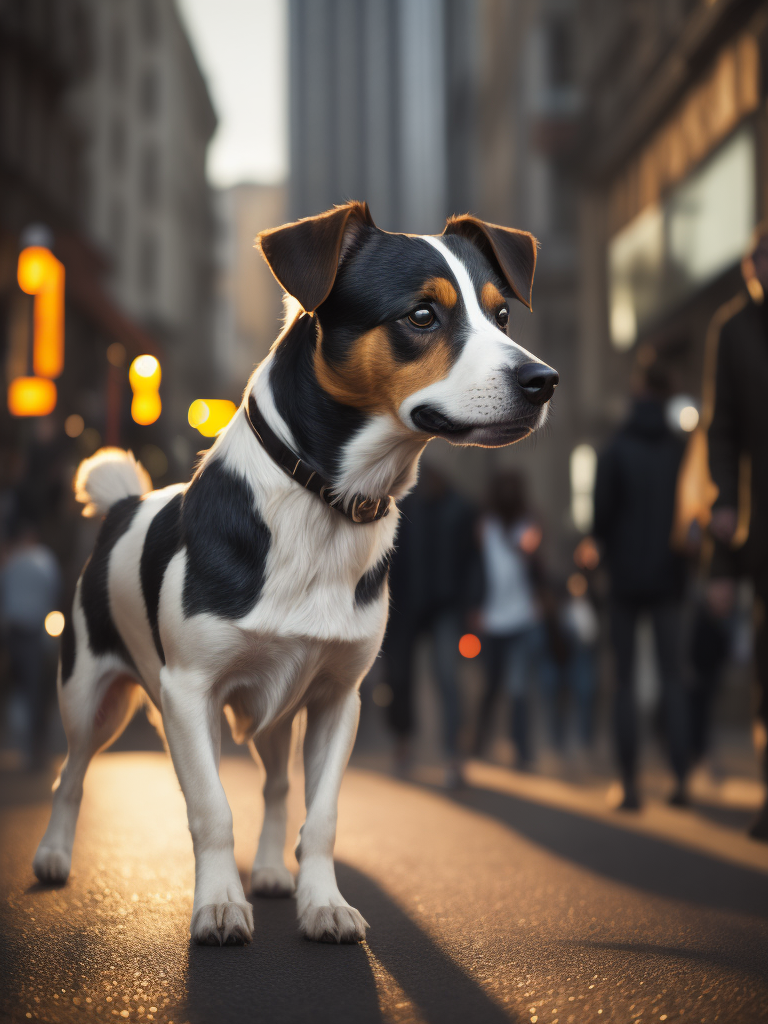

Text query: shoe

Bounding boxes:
[748,801,768,842]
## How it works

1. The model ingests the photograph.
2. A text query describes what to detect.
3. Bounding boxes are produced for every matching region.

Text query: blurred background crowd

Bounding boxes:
[1,0,767,839]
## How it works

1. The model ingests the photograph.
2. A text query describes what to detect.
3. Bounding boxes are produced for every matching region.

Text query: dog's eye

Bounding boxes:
[408,305,435,329]
[496,305,509,329]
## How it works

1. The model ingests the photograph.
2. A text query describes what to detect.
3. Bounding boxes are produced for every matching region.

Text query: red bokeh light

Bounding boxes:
[459,633,482,658]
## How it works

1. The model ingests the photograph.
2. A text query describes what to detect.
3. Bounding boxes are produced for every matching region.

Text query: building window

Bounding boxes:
[140,0,160,44]
[139,234,158,295]
[109,117,127,170]
[140,146,160,206]
[139,68,160,118]
[608,124,756,349]
[110,23,127,89]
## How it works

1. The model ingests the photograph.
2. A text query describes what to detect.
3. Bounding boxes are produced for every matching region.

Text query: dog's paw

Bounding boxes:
[251,864,295,899]
[191,902,254,946]
[299,903,368,943]
[32,846,71,885]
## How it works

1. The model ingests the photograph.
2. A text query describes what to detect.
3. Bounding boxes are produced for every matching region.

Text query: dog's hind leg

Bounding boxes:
[249,716,295,897]
[33,651,143,885]
[160,668,254,945]
[296,687,368,943]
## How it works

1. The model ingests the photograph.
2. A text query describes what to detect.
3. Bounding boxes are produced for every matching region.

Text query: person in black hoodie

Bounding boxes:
[594,352,689,809]
[707,225,768,840]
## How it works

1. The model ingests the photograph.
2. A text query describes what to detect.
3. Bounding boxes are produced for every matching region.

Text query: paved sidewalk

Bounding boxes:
[1,751,767,1024]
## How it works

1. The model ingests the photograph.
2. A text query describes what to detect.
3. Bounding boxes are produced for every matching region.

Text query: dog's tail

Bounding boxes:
[74,447,152,518]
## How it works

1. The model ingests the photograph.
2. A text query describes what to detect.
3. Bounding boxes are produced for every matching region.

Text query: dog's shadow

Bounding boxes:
[184,863,516,1024]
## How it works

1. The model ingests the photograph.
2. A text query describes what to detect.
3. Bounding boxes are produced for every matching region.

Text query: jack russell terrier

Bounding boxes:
[33,202,557,945]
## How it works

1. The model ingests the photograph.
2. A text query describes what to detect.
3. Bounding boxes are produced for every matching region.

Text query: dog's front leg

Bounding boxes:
[296,687,368,943]
[160,669,254,945]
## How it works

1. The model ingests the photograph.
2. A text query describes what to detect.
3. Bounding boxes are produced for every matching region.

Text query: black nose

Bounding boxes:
[516,362,559,405]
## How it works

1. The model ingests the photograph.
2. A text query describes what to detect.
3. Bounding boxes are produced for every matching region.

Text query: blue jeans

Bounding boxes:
[477,624,544,765]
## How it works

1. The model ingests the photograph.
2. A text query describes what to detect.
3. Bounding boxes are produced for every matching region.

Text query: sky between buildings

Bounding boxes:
[176,0,288,187]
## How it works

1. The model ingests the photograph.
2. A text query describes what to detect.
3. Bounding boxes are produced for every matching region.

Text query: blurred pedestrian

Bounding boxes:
[0,520,61,769]
[707,224,768,840]
[594,351,689,809]
[474,471,546,769]
[541,571,599,754]
[382,465,479,788]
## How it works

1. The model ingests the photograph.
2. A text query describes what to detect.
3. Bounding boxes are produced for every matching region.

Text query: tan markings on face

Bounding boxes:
[481,281,506,315]
[423,276,458,308]
[315,325,455,414]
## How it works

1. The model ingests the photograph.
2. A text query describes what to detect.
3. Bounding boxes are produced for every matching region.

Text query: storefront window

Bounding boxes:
[608,124,756,350]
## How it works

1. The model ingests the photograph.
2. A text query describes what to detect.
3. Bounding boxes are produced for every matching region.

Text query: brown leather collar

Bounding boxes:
[245,395,391,525]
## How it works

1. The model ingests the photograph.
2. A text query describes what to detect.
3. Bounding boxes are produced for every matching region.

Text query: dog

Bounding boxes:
[33,202,557,945]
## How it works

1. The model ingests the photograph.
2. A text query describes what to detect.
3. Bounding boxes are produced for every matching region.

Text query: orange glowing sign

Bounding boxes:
[188,399,238,437]
[129,355,161,425]
[17,246,65,379]
[8,376,57,417]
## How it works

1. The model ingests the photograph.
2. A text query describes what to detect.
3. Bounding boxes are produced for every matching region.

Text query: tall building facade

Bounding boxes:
[213,183,288,396]
[77,0,217,464]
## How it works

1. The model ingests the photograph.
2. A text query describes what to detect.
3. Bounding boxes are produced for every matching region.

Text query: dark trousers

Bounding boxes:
[384,608,461,758]
[610,601,689,787]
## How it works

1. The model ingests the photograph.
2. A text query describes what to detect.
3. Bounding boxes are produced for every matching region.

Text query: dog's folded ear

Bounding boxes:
[443,215,538,311]
[257,201,376,313]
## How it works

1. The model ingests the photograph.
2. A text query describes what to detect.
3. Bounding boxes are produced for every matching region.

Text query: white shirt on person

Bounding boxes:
[480,518,540,636]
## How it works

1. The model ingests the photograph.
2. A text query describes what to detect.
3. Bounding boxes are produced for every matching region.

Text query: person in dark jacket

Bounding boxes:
[707,225,768,840]
[594,352,689,809]
[382,465,480,788]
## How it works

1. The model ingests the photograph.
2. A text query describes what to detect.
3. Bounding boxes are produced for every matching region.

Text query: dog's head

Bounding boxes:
[258,201,557,449]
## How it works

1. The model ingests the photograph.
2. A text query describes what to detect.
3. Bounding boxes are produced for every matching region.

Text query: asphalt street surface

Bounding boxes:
[1,746,767,1024]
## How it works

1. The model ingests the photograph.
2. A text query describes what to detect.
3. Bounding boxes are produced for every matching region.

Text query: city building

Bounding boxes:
[576,0,768,457]
[77,0,217,472]
[213,182,287,397]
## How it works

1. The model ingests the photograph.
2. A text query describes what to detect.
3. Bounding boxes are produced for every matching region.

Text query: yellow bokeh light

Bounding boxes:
[129,355,161,389]
[17,246,65,380]
[188,399,210,429]
[65,413,84,438]
[129,355,161,425]
[131,391,162,426]
[8,376,57,417]
[44,611,65,637]
[188,399,237,437]
[17,245,55,294]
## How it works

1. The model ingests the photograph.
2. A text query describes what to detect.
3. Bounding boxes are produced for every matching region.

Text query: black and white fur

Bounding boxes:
[33,203,557,946]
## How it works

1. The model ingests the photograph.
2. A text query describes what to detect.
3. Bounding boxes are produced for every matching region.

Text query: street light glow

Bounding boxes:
[7,376,57,417]
[679,405,699,431]
[188,398,237,437]
[129,355,162,425]
[44,611,65,637]
[17,245,65,379]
